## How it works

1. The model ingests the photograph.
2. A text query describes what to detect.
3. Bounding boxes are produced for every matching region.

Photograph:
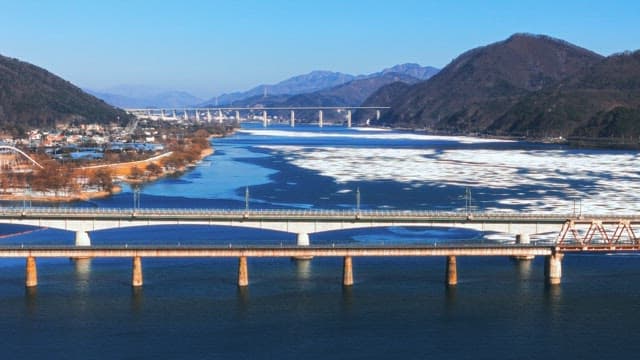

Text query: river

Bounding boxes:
[1,124,640,359]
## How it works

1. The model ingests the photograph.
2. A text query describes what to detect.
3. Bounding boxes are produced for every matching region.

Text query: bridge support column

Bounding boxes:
[376,109,381,121]
[132,256,143,287]
[262,111,268,127]
[235,110,240,124]
[25,256,37,288]
[318,110,323,128]
[343,256,353,286]
[544,253,563,285]
[293,233,313,260]
[347,110,352,128]
[218,109,223,123]
[207,110,213,123]
[513,233,534,260]
[75,231,91,246]
[238,256,249,287]
[446,256,457,286]
[290,110,295,127]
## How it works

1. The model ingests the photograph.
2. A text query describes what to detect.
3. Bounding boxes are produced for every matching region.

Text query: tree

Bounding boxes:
[146,163,163,177]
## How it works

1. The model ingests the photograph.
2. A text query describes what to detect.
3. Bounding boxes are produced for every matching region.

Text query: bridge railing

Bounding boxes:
[1,205,635,220]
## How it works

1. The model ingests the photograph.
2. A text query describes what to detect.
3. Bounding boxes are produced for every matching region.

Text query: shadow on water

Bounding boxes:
[131,287,144,314]
[444,286,457,314]
[341,285,354,315]
[293,258,312,281]
[72,258,92,290]
[24,286,37,317]
[236,286,250,318]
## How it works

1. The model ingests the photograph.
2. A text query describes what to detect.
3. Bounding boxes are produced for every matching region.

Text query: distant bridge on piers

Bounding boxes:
[124,106,390,128]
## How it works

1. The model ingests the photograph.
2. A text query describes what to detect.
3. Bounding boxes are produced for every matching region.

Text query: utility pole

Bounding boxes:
[245,187,250,212]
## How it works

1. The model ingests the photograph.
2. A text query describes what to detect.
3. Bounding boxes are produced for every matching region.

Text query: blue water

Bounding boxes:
[1,124,640,359]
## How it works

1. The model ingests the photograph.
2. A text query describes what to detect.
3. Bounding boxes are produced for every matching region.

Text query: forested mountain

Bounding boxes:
[490,50,640,139]
[0,54,128,135]
[364,34,604,131]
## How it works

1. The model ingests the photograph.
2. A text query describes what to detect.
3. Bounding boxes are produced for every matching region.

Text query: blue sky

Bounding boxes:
[1,0,638,98]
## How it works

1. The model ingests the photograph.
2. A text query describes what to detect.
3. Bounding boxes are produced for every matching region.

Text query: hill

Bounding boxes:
[490,50,640,139]
[0,54,128,134]
[368,34,603,131]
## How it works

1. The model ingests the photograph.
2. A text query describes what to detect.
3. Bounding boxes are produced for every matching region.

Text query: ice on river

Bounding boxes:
[257,144,640,214]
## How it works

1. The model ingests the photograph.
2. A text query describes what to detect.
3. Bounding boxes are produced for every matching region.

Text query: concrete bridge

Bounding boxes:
[6,243,639,290]
[125,106,390,128]
[2,207,640,248]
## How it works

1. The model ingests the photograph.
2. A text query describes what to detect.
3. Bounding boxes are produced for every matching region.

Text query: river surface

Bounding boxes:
[2,124,640,359]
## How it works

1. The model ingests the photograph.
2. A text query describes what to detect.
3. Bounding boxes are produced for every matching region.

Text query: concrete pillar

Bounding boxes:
[446,256,457,286]
[25,256,37,288]
[347,110,352,128]
[238,256,249,287]
[513,233,534,260]
[195,109,201,122]
[75,231,91,246]
[297,233,310,246]
[132,256,143,287]
[294,233,313,260]
[318,110,323,128]
[290,110,295,127]
[161,109,166,120]
[183,110,189,121]
[207,110,213,123]
[218,109,223,123]
[376,109,381,121]
[235,110,240,123]
[343,256,353,286]
[173,109,177,120]
[262,111,268,128]
[544,253,563,285]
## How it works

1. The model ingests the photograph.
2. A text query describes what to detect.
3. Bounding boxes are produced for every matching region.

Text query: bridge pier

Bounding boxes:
[318,110,323,128]
[347,110,352,128]
[376,109,381,121]
[75,231,91,246]
[207,110,213,123]
[290,110,295,127]
[235,110,240,124]
[343,256,353,286]
[544,253,563,285]
[132,256,143,287]
[293,233,313,260]
[218,109,223,123]
[238,256,249,287]
[446,256,457,286]
[513,233,535,260]
[262,111,268,127]
[25,256,37,287]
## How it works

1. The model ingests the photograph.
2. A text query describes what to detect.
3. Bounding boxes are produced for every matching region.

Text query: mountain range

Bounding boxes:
[85,87,204,109]
[360,34,640,143]
[198,63,439,108]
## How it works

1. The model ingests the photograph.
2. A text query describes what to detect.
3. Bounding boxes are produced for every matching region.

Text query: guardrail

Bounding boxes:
[1,206,639,221]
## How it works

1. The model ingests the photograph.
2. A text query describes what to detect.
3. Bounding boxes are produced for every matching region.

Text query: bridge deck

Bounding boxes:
[0,245,558,258]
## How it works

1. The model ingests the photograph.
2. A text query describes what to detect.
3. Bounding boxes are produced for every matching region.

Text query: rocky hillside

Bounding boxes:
[367,34,604,131]
[0,54,128,135]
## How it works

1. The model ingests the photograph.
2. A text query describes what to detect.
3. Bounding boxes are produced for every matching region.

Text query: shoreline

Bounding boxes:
[2,138,218,203]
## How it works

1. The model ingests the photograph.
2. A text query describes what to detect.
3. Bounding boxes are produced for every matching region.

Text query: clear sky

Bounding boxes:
[1,0,638,98]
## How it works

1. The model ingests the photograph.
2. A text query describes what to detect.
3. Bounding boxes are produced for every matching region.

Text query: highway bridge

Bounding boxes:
[125,106,390,127]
